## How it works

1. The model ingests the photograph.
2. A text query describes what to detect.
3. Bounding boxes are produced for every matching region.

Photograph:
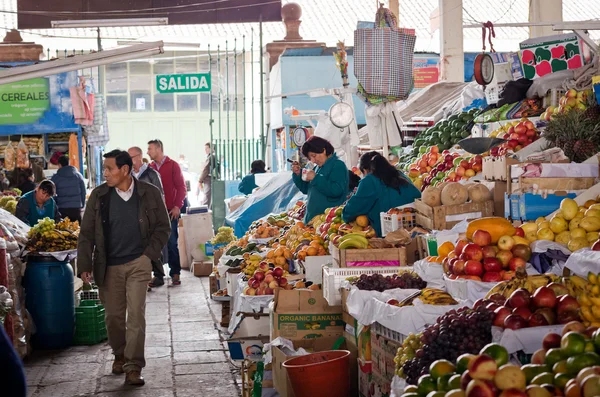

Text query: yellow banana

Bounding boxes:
[588,272,599,285]
[579,293,592,306]
[589,296,600,306]
[581,306,595,322]
[592,305,600,321]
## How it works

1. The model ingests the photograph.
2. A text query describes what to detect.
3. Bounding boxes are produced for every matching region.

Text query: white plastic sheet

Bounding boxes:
[228,272,274,333]
[530,240,569,275]
[262,336,310,365]
[443,275,499,306]
[492,325,564,354]
[565,248,600,276]
[346,285,421,323]
[413,259,445,290]
[390,375,407,397]
[22,249,78,262]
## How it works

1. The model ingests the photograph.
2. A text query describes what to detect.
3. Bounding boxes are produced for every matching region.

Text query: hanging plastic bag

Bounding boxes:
[16,138,29,169]
[3,141,15,171]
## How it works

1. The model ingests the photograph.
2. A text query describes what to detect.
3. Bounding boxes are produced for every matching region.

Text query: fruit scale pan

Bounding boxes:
[458,137,507,155]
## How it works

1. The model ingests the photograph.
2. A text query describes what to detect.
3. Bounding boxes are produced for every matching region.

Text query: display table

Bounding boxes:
[228,273,273,334]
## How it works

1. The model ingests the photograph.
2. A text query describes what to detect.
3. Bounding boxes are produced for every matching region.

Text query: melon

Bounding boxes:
[468,184,491,203]
[437,181,450,192]
[441,183,469,206]
[422,186,442,207]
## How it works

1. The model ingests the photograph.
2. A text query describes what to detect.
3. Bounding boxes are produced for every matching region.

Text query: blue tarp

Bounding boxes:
[225,171,305,237]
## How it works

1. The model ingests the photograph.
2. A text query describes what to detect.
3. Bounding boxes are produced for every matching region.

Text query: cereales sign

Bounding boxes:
[156,73,211,94]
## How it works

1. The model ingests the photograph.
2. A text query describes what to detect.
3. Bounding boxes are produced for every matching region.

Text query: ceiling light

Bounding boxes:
[0,42,164,85]
[117,40,200,48]
[51,18,168,28]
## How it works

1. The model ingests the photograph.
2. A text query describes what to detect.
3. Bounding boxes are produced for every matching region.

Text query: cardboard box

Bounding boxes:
[414,199,494,231]
[358,359,373,397]
[209,272,220,295]
[272,337,358,397]
[191,261,212,277]
[227,313,270,361]
[213,248,224,267]
[371,329,402,397]
[519,33,583,80]
[505,192,578,221]
[481,180,508,217]
[330,245,407,268]
[271,289,344,342]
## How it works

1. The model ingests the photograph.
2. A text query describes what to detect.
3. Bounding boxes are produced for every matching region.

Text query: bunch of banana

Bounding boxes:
[578,272,600,327]
[337,233,369,250]
[418,288,458,305]
[485,269,561,298]
[523,274,562,292]
[240,254,262,276]
[562,274,591,297]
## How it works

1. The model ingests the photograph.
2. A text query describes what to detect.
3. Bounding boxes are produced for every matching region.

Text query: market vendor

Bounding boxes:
[292,136,349,223]
[15,180,61,226]
[342,151,421,237]
[238,160,266,195]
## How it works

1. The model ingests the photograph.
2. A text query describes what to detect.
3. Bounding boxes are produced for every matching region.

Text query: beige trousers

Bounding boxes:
[99,255,152,372]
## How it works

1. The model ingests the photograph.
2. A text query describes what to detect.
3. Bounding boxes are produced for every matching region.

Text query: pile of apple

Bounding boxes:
[486,284,581,330]
[490,118,540,156]
[539,88,593,121]
[443,229,531,283]
[243,265,291,296]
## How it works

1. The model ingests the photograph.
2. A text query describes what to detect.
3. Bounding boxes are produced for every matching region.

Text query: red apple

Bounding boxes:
[502,271,515,280]
[273,267,284,278]
[557,310,581,324]
[504,314,528,330]
[461,371,473,390]
[526,129,537,139]
[528,313,550,327]
[561,320,585,335]
[515,124,527,134]
[482,245,499,259]
[535,308,557,325]
[556,295,579,315]
[584,326,599,338]
[455,239,469,256]
[512,306,533,321]
[459,159,469,169]
[465,260,484,277]
[474,298,492,309]
[489,293,507,305]
[473,230,493,247]
[524,121,535,130]
[542,333,561,350]
[496,250,514,267]
[483,257,503,272]
[517,134,528,145]
[494,306,512,327]
[514,227,525,237]
[467,379,497,397]
[532,286,557,309]
[482,272,503,283]
[486,302,501,312]
[508,257,527,271]
[507,139,519,149]
[546,282,569,297]
[387,299,399,305]
[507,288,531,308]
[463,243,484,262]
[453,259,466,275]
[592,240,600,251]
[511,244,532,262]
[531,348,547,365]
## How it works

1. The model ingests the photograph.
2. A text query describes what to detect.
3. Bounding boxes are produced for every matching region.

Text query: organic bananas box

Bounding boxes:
[271,288,344,341]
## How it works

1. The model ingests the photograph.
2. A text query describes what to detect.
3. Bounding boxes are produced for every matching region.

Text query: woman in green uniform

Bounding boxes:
[343,151,421,237]
[238,160,266,195]
[292,136,348,223]
[15,180,61,226]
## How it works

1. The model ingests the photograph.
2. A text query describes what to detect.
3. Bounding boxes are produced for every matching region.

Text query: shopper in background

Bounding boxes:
[291,136,349,223]
[16,168,36,195]
[343,151,421,237]
[238,160,266,195]
[147,139,186,286]
[198,142,219,208]
[78,150,170,387]
[128,146,166,289]
[15,180,61,226]
[0,325,26,397]
[51,155,86,223]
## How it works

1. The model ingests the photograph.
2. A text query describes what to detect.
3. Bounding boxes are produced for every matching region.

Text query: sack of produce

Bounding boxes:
[16,138,29,169]
[4,141,15,171]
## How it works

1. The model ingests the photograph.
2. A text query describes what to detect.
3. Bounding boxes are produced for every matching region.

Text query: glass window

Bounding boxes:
[105,63,127,94]
[129,61,151,75]
[211,94,220,111]
[200,93,210,110]
[130,75,151,91]
[130,92,152,112]
[153,59,174,75]
[155,93,174,112]
[199,60,210,72]
[177,94,198,111]
[175,57,198,74]
[107,95,127,112]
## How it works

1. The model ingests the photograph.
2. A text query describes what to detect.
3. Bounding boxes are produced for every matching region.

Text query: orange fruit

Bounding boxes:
[297,251,307,261]
[297,222,305,228]
[307,247,318,256]
[266,250,274,259]
[283,249,293,259]
[274,247,284,257]
[275,256,287,266]
[356,215,370,227]
[437,241,455,258]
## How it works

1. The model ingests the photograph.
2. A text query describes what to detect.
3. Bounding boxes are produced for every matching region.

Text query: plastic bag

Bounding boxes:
[4,141,15,171]
[16,138,29,169]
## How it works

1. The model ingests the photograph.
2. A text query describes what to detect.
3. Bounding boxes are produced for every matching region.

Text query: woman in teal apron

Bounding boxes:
[15,180,61,226]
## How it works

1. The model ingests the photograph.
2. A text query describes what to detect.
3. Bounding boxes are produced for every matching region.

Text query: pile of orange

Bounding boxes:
[252,221,279,239]
[265,246,293,271]
[425,256,444,263]
[297,239,327,261]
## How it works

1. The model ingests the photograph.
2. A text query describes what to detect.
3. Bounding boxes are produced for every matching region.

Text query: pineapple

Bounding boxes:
[544,108,600,162]
[573,139,597,163]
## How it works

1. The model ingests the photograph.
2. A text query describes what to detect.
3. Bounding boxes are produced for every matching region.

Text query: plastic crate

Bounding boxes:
[80,290,99,301]
[73,300,107,345]
[322,266,400,306]
[73,326,107,345]
[380,211,416,237]
[542,88,566,108]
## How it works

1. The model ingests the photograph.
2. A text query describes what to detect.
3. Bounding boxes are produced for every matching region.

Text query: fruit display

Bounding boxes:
[486,285,581,330]
[394,332,424,378]
[287,201,306,220]
[0,194,18,215]
[26,217,79,252]
[412,110,477,155]
[389,288,458,308]
[540,88,596,121]
[265,246,294,271]
[243,265,292,296]
[515,198,600,251]
[484,268,564,298]
[210,226,237,246]
[349,271,426,292]
[488,118,541,156]
[578,272,600,327]
[397,305,494,384]
[224,242,259,257]
[240,254,263,276]
[266,213,293,228]
[249,220,282,239]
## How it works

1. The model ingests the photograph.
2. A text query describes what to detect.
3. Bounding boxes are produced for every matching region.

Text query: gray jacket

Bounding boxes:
[137,166,164,195]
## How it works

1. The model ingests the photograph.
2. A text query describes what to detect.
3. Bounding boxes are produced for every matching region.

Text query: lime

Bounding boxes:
[566,352,600,374]
[456,354,475,374]
[480,343,509,367]
[531,372,554,385]
[417,374,437,396]
[544,348,567,368]
[426,392,446,397]
[554,372,573,389]
[561,332,587,355]
[403,385,418,393]
[448,374,462,390]
[552,360,568,374]
[521,364,551,383]
[429,359,456,380]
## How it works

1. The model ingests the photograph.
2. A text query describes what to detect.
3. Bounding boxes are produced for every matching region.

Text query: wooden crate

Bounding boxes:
[516,177,597,193]
[414,199,494,231]
[330,245,407,268]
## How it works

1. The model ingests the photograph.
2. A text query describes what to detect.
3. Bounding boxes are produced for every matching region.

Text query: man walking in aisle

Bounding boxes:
[147,139,187,286]
[198,142,219,209]
[78,150,170,386]
[128,146,166,288]
[51,155,86,223]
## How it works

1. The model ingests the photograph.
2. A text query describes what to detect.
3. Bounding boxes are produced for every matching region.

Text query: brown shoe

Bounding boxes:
[125,370,145,386]
[172,274,181,285]
[112,355,125,374]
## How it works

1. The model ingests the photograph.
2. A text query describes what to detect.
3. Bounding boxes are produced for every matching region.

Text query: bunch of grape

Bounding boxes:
[353,272,426,292]
[401,305,494,385]
[210,226,236,245]
[394,332,423,378]
[29,217,56,238]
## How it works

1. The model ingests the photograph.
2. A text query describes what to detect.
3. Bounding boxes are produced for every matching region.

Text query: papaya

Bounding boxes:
[466,217,516,244]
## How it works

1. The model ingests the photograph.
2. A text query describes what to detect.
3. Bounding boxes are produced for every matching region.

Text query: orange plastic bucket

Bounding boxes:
[282,350,350,397]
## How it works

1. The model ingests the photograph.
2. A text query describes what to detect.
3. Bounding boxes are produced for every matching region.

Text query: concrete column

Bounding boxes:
[529,0,563,38]
[440,0,464,82]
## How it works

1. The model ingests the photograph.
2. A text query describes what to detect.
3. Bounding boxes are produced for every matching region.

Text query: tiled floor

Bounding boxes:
[23,271,242,397]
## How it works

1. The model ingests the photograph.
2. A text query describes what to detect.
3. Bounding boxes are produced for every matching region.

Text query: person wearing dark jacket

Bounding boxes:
[78,150,170,386]
[238,160,266,195]
[128,146,166,288]
[51,156,86,223]
[0,325,26,397]
[15,180,61,226]
[16,168,36,195]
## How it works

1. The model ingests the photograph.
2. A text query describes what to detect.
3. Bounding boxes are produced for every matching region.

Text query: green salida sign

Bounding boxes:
[156,73,211,94]
[0,78,50,125]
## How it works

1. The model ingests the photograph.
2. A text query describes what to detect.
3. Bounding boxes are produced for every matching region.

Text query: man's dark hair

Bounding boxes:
[103,149,133,173]
[301,136,334,157]
[205,142,211,148]
[148,139,164,151]
[38,180,56,196]
[250,160,266,174]
[58,155,69,167]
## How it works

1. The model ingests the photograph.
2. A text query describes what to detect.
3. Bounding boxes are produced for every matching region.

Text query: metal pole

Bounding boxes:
[234,38,239,179]
[242,35,247,175]
[208,44,215,214]
[226,40,230,181]
[251,28,255,141]
[259,19,265,159]
[218,45,222,182]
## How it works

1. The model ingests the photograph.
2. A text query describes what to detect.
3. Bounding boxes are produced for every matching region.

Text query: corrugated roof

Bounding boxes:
[0,0,597,53]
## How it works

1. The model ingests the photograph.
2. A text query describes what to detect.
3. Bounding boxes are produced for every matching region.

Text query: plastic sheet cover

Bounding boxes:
[225,171,305,237]
[565,248,600,276]
[492,324,564,354]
